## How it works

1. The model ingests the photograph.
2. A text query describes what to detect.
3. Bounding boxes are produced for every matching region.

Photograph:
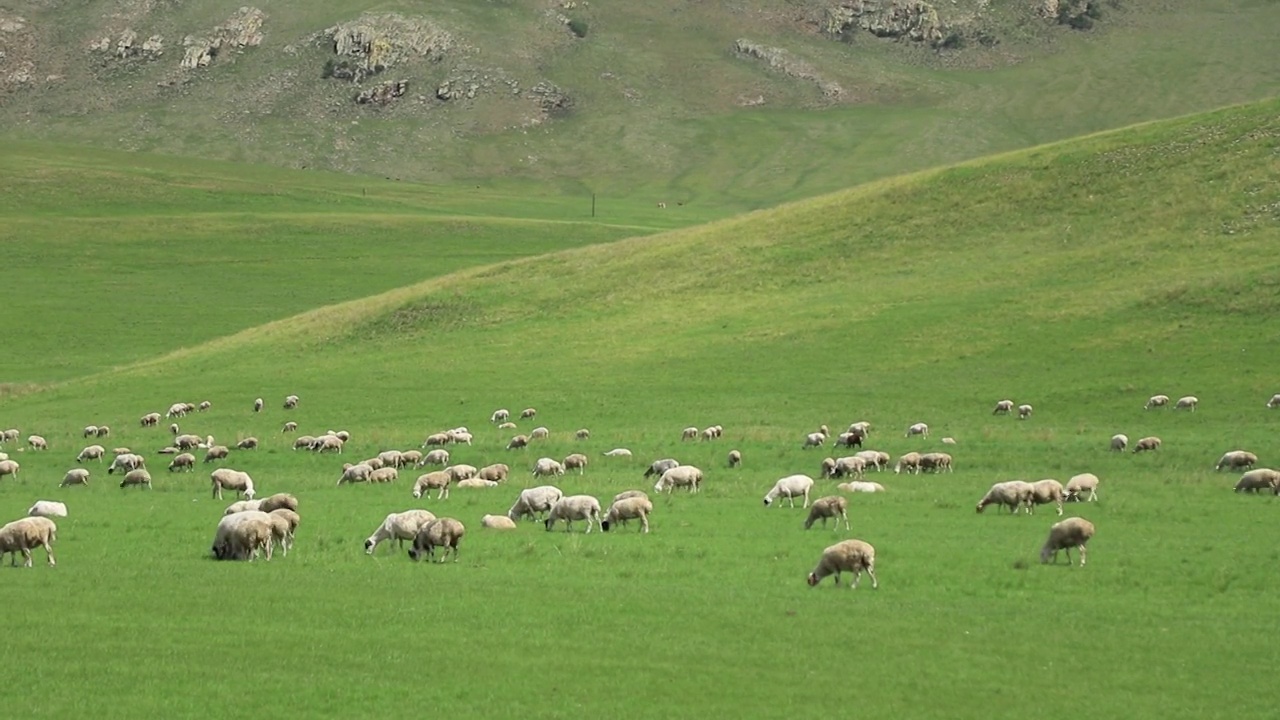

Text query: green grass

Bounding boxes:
[0,99,1279,718]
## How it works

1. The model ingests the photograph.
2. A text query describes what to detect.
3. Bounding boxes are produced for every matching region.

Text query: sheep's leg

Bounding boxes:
[851,571,860,589]
[44,541,55,567]
[640,513,649,534]
[1055,501,1063,516]
[866,567,878,589]
[21,547,32,568]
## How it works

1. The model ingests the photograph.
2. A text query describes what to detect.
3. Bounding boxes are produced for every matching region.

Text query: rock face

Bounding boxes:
[181,6,267,69]
[356,80,408,105]
[324,12,453,82]
[824,1,945,44]
[733,39,842,98]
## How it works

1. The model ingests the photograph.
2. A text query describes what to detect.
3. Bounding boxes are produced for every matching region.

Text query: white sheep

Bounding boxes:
[77,444,106,463]
[257,493,298,514]
[198,400,212,412]
[1234,469,1280,494]
[1028,479,1065,516]
[236,437,259,450]
[563,453,588,475]
[506,434,530,450]
[1018,404,1033,420]
[603,448,633,458]
[364,509,437,553]
[482,514,518,529]
[455,478,499,489]
[119,468,152,489]
[210,468,255,499]
[544,495,602,533]
[377,450,404,468]
[169,423,180,435]
[60,468,89,487]
[254,398,264,413]
[421,449,450,466]
[283,395,299,410]
[806,539,877,589]
[408,517,466,562]
[1268,394,1280,409]
[763,474,814,508]
[224,500,262,514]
[904,422,929,439]
[893,452,922,475]
[919,452,953,473]
[166,402,189,418]
[370,467,399,484]
[728,449,742,468]
[1064,473,1100,502]
[834,432,863,449]
[992,399,1014,415]
[507,485,564,521]
[804,496,850,531]
[832,456,866,479]
[400,450,423,467]
[601,496,653,533]
[575,428,590,440]
[1174,395,1198,411]
[203,445,230,463]
[1145,394,1169,409]
[520,408,537,420]
[476,463,510,483]
[532,457,565,478]
[449,430,474,445]
[1216,450,1258,471]
[681,426,699,441]
[654,465,703,494]
[211,511,272,561]
[1041,517,1095,566]
[293,435,317,450]
[644,458,680,478]
[412,471,452,500]
[837,481,885,493]
[267,508,300,556]
[28,500,67,518]
[0,459,20,481]
[444,464,477,482]
[803,432,826,449]
[855,450,890,472]
[1109,434,1128,452]
[529,427,549,441]
[975,480,1034,514]
[941,437,957,445]
[491,408,511,424]
[83,425,99,438]
[847,421,871,436]
[281,422,297,433]
[27,435,48,451]
[0,516,57,567]
[174,433,201,451]
[1132,436,1162,453]
[140,412,161,427]
[168,453,196,472]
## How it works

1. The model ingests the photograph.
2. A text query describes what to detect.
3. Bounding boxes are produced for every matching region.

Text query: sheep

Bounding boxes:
[603,448,632,458]
[254,398,264,413]
[764,474,814,508]
[0,459,20,481]
[1216,450,1258,471]
[399,450,423,467]
[174,434,201,451]
[855,450,890,472]
[77,444,106,463]
[166,402,189,418]
[806,539,877,589]
[197,400,211,412]
[529,427,549,441]
[697,427,715,442]
[1018,404,1033,420]
[820,457,838,479]
[506,434,530,450]
[169,423,180,435]
[1110,434,1128,452]
[728,450,742,468]
[0,451,7,461]
[654,465,703,494]
[613,490,650,503]
[837,481,885,493]
[107,453,145,475]
[575,428,591,440]
[476,463,510,483]
[211,511,272,561]
[447,464,478,482]
[601,495,653,533]
[1040,517,1095,566]
[847,421,872,437]
[119,468,152,489]
[904,423,929,439]
[168,453,196,472]
[281,422,297,434]
[482,514,518,530]
[681,426,699,441]
[411,471,451,500]
[1145,394,1170,409]
[293,435,316,450]
[420,449,450,467]
[893,452,922,475]
[449,430,474,445]
[818,424,831,438]
[315,435,344,454]
[27,435,48,451]
[804,496,850,530]
[1235,469,1280,494]
[1268,394,1280,409]
[992,399,1014,415]
[236,437,259,450]
[644,458,681,479]
[140,412,161,427]
[364,509,437,553]
[283,395,299,410]
[1028,479,1065,516]
[203,445,230,463]
[919,452,953,473]
[0,517,57,567]
[362,457,385,471]
[834,432,863,449]
[60,468,89,487]
[1132,436,1162,453]
[803,432,826,449]
[975,480,1034,514]
[532,457,566,478]
[267,508,300,556]
[563,454,589,475]
[377,450,404,468]
[1064,473,1100,502]
[507,485,564,521]
[520,408,537,419]
[211,468,255,500]
[544,495,602,533]
[455,478,499,489]
[370,467,399,484]
[337,463,374,486]
[28,501,67,518]
[491,408,511,424]
[257,493,299,513]
[224,500,262,514]
[409,517,466,562]
[833,456,867,479]
[83,425,99,438]
[498,422,518,430]
[1174,395,1198,411]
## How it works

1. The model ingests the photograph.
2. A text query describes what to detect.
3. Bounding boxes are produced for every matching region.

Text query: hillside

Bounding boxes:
[2,0,1279,206]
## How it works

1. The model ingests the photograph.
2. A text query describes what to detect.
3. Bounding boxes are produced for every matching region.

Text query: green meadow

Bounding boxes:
[0,99,1278,718]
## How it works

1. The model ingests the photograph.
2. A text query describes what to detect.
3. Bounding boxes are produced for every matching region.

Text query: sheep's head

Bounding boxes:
[762,496,773,506]
[806,572,820,587]
[411,489,422,499]
[243,488,256,500]
[408,547,421,562]
[543,518,555,532]
[975,502,986,514]
[363,538,376,554]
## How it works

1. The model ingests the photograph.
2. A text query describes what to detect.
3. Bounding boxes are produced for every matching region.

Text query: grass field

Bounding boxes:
[0,99,1279,718]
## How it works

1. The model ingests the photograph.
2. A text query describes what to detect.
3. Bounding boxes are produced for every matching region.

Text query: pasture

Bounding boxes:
[0,99,1278,718]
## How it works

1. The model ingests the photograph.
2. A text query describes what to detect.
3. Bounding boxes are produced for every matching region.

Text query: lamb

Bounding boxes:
[60,468,89,487]
[27,435,48,450]
[0,459,19,481]
[169,423,180,435]
[855,450,890,472]
[77,444,106,463]
[804,496,850,530]
[119,468,152,489]
[267,508,300,556]
[1216,451,1258,471]
[544,495,603,533]
[1174,395,1198,411]
[168,453,196,472]
[806,539,877,589]
[818,424,830,438]
[210,468,255,499]
[1064,473,1100,502]
[481,514,518,529]
[0,517,57,567]
[369,467,399,484]
[211,511,272,561]
[905,422,929,438]
[507,485,564,521]
[1028,479,1065,516]
[421,449,450,467]
[1110,434,1128,452]
[529,427,549,441]
[198,401,212,412]
[257,493,298,513]
[28,500,68,518]
[409,517,466,562]
[281,422,297,433]
[520,408,537,419]
[803,432,826,449]
[1018,404,1033,420]
[1145,394,1170,409]
[476,463,510,483]
[1040,517,1095,566]
[532,457,566,478]
[681,426,699,441]
[992,399,1014,415]
[1268,394,1280,409]
[412,471,452,499]
[506,434,530,450]
[837,481,885,493]
[364,509,437,553]
[140,412,162,427]
[763,474,815,508]
[601,495,653,533]
[236,437,259,450]
[728,450,742,468]
[975,480,1034,514]
[1234,469,1280,494]
[893,452,922,475]
[644,458,680,478]
[563,454,589,475]
[654,465,703,494]
[1132,436,1162,453]
[254,397,264,413]
[283,395,299,410]
[203,445,230,463]
[455,478,499,489]
[603,448,633,458]
[575,428,591,440]
[919,452,953,473]
[491,408,511,424]
[834,456,867,479]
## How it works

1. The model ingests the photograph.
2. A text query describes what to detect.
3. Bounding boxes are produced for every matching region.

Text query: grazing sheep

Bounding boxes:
[83,425,99,438]
[409,517,466,562]
[293,435,316,450]
[446,464,478,482]
[236,437,259,450]
[370,467,399,484]
[362,457,385,471]
[681,426,699,441]
[482,514,518,530]
[520,408,537,420]
[60,468,90,487]
[1110,434,1128,451]
[166,403,189,418]
[377,450,405,468]
[1235,469,1280,494]
[412,471,451,499]
[1018,404,1033,420]
[27,435,48,451]
[804,496,850,531]
[544,495,602,533]
[764,474,815,508]
[0,459,20,481]
[575,428,591,440]
[77,444,106,463]
[448,430,474,445]
[506,434,530,450]
[904,423,929,439]
[281,422,297,434]
[847,421,872,437]
[421,449,450,467]
[834,456,867,479]
[1064,473,1100,502]
[855,450,890,472]
[820,457,838,480]
[532,457,566,478]
[507,485,565,521]
[267,508,300,556]
[174,434,201,451]
[0,517,57,567]
[210,468,255,500]
[1,428,18,443]
[1216,450,1258,471]
[1268,394,1280,409]
[28,501,67,518]
[338,463,374,486]
[1028,479,1065,516]
[198,401,211,412]
[654,465,703,494]
[807,539,877,589]
[613,490,649,503]
[168,453,196,472]
[257,493,298,513]
[1040,517,1095,566]
[529,427,549,441]
[834,432,863,449]
[120,468,152,489]
[364,509,437,553]
[254,398,264,413]
[728,449,742,468]
[455,478,499,489]
[399,450,423,467]
[491,408,511,424]
[976,480,1034,514]
[224,500,262,515]
[603,448,633,458]
[1145,394,1170,409]
[803,432,826,449]
[476,463,510,483]
[203,445,230,463]
[498,422,518,430]
[1174,395,1198,411]
[169,423,180,435]
[919,452,953,473]
[893,452,922,475]
[818,424,831,438]
[563,454,589,475]
[140,412,161,427]
[601,495,653,533]
[283,395,299,410]
[1132,436,1162,453]
[315,435,344,454]
[697,427,715,442]
[644,458,681,479]
[107,453,145,475]
[837,481,885,493]
[992,399,1015,415]
[211,511,272,561]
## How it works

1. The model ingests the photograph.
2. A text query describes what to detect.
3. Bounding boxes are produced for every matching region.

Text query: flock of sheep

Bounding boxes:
[1,389,1275,584]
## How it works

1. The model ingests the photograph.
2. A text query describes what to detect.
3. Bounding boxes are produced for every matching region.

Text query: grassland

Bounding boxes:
[0,99,1278,718]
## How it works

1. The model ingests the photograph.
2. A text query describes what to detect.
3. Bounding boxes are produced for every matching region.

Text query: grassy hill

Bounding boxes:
[0,99,1277,718]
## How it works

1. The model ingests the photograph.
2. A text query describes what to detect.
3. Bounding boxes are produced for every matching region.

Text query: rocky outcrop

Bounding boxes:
[181,6,267,70]
[356,80,408,105]
[527,80,572,114]
[733,39,842,98]
[90,30,165,59]
[824,1,945,44]
[323,13,453,82]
